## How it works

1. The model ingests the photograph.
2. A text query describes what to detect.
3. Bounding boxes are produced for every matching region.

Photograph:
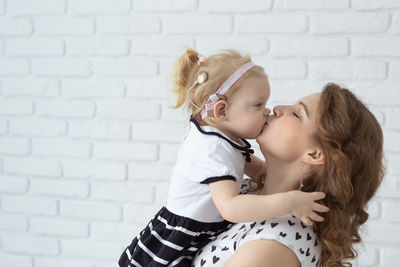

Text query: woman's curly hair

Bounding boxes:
[302,83,385,266]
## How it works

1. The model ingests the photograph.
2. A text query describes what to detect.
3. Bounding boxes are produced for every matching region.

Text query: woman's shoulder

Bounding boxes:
[238,214,321,266]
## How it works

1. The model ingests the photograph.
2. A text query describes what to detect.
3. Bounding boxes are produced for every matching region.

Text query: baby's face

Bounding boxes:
[225,75,271,140]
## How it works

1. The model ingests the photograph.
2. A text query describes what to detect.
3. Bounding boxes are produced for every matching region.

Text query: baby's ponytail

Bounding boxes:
[171,48,200,109]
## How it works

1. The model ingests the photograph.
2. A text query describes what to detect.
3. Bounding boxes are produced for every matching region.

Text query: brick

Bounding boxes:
[0,175,28,193]
[132,36,193,56]
[350,244,379,266]
[364,219,400,244]
[0,59,30,75]
[62,79,124,98]
[160,102,188,122]
[351,81,400,106]
[353,0,400,9]
[164,14,232,34]
[7,0,65,15]
[2,234,59,255]
[134,0,197,12]
[382,200,400,222]
[393,14,400,33]
[61,158,126,180]
[65,37,129,56]
[32,138,91,158]
[93,141,158,161]
[0,137,29,155]
[236,14,308,33]
[200,0,272,12]
[312,13,389,33]
[91,221,138,242]
[128,162,174,181]
[36,99,95,118]
[6,38,64,56]
[386,108,400,129]
[0,213,28,231]
[34,257,93,267]
[2,78,59,97]
[3,157,61,177]
[0,98,32,115]
[275,0,349,10]
[91,181,154,203]
[124,204,161,224]
[69,120,130,141]
[97,16,160,34]
[96,99,159,120]
[309,60,387,80]
[387,154,400,174]
[69,0,130,14]
[2,195,57,215]
[30,178,89,198]
[255,59,307,79]
[196,37,269,56]
[154,182,169,205]
[0,253,32,267]
[131,121,186,142]
[270,37,348,57]
[263,80,326,103]
[35,17,94,35]
[390,61,400,80]
[0,119,7,134]
[32,58,91,77]
[10,118,66,136]
[0,0,4,13]
[60,200,121,221]
[381,247,400,266]
[61,239,121,260]
[30,217,88,237]
[125,78,169,99]
[383,131,400,152]
[159,143,179,163]
[376,175,400,198]
[0,18,32,35]
[92,57,157,77]
[352,38,400,56]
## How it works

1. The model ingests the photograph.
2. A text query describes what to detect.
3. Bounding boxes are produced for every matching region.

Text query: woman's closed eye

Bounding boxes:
[292,112,300,119]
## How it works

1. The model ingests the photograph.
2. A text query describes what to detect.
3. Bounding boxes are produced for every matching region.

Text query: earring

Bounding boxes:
[299,161,304,191]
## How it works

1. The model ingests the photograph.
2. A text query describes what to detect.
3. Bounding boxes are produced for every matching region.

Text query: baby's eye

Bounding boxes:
[255,103,263,107]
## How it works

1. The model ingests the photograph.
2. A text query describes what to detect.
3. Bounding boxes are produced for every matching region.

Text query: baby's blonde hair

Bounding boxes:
[171,47,267,120]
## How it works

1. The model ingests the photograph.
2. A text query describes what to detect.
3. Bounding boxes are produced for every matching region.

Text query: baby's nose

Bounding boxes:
[264,108,271,115]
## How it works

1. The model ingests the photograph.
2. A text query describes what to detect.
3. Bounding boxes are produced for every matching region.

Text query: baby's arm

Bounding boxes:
[209,180,329,225]
[244,154,266,181]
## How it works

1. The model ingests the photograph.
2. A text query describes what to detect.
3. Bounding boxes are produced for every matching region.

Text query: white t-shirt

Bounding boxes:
[192,214,322,267]
[165,118,253,223]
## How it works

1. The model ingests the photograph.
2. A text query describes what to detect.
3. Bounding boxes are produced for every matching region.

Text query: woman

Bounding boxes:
[192,83,384,266]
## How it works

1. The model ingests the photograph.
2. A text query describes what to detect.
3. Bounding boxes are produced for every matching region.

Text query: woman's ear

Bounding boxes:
[303,148,324,166]
[213,100,228,121]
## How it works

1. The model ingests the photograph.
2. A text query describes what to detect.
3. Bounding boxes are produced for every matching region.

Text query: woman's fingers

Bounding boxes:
[302,217,314,226]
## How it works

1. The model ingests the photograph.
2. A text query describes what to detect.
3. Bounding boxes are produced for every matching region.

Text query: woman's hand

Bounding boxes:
[288,190,329,226]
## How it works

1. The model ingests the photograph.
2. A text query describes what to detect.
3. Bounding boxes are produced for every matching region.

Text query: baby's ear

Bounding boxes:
[213,100,228,121]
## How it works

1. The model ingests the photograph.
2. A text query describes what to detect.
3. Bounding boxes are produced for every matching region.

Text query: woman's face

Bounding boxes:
[256,93,321,162]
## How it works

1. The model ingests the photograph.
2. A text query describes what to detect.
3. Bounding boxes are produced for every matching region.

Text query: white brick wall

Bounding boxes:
[0,1,399,266]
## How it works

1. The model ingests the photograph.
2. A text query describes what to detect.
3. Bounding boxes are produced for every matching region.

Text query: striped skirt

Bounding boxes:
[119,206,231,267]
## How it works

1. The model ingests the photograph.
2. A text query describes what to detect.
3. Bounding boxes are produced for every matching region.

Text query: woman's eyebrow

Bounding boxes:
[298,101,309,117]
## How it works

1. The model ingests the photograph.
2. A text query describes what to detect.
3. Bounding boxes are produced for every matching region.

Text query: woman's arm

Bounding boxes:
[223,239,301,267]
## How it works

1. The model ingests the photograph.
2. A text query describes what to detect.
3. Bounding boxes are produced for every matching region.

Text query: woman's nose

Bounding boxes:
[273,106,281,117]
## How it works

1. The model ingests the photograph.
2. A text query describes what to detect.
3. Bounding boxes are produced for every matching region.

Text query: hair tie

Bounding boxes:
[198,54,207,65]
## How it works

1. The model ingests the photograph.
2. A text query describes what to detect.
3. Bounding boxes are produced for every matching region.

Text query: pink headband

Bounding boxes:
[200,61,256,119]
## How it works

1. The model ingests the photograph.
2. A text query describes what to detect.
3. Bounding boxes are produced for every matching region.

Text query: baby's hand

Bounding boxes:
[288,191,329,226]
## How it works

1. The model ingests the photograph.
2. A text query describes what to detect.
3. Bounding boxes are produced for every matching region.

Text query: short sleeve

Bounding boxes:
[186,139,239,184]
[239,216,322,267]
